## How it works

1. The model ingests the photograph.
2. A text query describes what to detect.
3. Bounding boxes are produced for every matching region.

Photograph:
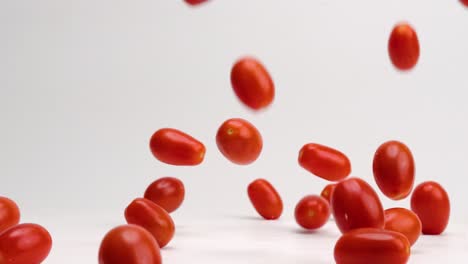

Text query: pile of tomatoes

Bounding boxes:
[1,0,463,263]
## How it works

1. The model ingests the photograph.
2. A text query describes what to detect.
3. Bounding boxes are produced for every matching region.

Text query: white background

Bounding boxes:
[1,0,468,263]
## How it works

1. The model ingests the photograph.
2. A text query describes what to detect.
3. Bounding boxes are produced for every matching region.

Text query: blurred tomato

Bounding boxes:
[295,195,330,230]
[99,224,161,264]
[411,181,450,235]
[125,198,175,248]
[332,178,384,233]
[461,0,468,7]
[298,143,351,181]
[247,179,283,220]
[388,23,420,70]
[384,208,421,246]
[144,177,185,213]
[0,197,20,233]
[185,0,209,6]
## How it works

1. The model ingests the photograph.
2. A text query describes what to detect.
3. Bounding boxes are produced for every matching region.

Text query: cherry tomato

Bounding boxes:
[185,0,209,6]
[247,179,283,220]
[144,177,185,213]
[99,224,161,264]
[332,178,385,233]
[0,196,20,233]
[384,208,421,246]
[230,57,275,110]
[0,223,52,264]
[334,228,411,264]
[216,118,263,165]
[410,181,450,235]
[295,195,330,230]
[461,0,468,7]
[298,143,351,181]
[388,22,420,70]
[320,183,337,205]
[373,140,415,200]
[125,198,175,248]
[149,128,205,166]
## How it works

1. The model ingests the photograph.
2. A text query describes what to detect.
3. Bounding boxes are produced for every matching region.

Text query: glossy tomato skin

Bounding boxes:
[320,183,337,205]
[388,23,420,70]
[247,179,283,220]
[125,198,175,248]
[295,195,330,230]
[334,228,411,264]
[185,0,209,6]
[411,181,450,235]
[230,57,275,110]
[99,224,161,264]
[298,143,351,182]
[149,128,205,166]
[0,196,20,233]
[216,118,262,165]
[144,177,185,213]
[0,223,52,264]
[385,208,422,246]
[332,178,385,233]
[373,140,415,200]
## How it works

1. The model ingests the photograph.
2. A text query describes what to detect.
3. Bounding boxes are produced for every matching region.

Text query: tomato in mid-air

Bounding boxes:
[411,181,450,235]
[388,23,420,70]
[185,0,209,6]
[230,57,275,110]
[149,128,205,166]
[332,178,385,233]
[216,118,263,165]
[298,143,351,181]
[295,195,330,230]
[125,198,175,248]
[144,177,185,213]
[98,224,161,264]
[373,140,415,200]
[247,179,283,220]
[334,228,411,264]
[0,223,52,264]
[0,196,20,233]
[320,183,337,205]
[384,208,422,246]
[461,0,468,7]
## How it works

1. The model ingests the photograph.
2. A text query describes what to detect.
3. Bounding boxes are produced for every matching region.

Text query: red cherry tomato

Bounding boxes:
[230,57,275,110]
[298,143,351,181]
[216,118,263,165]
[320,183,337,205]
[295,195,330,230]
[0,197,20,233]
[247,179,283,220]
[149,128,205,166]
[334,228,411,264]
[99,224,161,264]
[411,181,450,235]
[125,198,175,248]
[0,223,52,264]
[384,208,422,246]
[388,22,420,70]
[185,0,209,6]
[461,0,468,7]
[373,140,415,200]
[332,178,385,233]
[144,177,185,213]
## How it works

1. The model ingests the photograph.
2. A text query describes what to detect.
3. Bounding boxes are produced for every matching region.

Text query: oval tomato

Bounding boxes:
[149,128,205,166]
[99,224,161,264]
[0,223,52,264]
[411,181,450,235]
[185,0,209,5]
[332,178,385,233]
[298,143,351,181]
[125,198,175,248]
[230,57,275,110]
[0,196,20,233]
[388,22,420,70]
[334,228,411,264]
[320,183,337,205]
[216,118,263,165]
[373,140,415,200]
[144,177,185,213]
[384,208,422,246]
[295,195,330,230]
[247,179,283,220]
